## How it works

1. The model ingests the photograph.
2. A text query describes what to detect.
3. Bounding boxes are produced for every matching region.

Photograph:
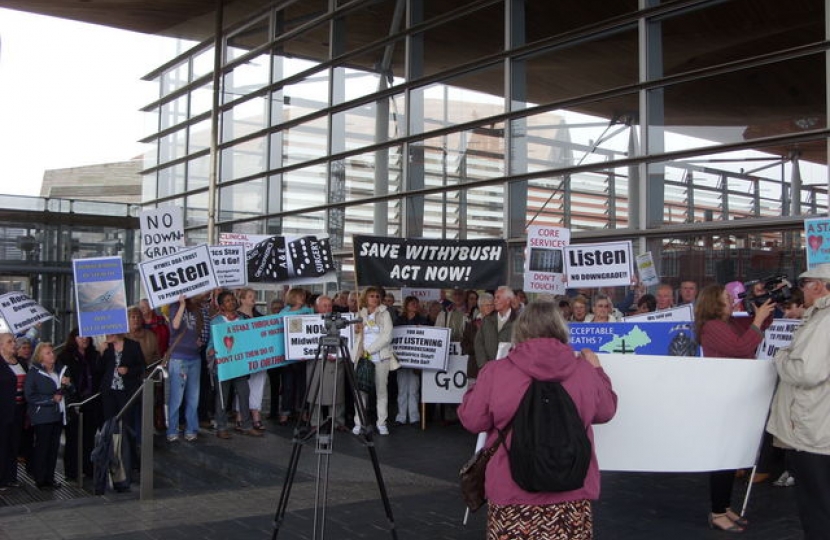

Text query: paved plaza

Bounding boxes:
[0,418,804,540]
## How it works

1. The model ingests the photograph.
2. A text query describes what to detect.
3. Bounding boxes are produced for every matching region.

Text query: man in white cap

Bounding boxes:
[767,263,830,540]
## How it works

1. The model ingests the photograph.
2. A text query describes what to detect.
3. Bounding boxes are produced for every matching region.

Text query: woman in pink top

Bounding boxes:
[694,284,775,532]
[458,302,617,539]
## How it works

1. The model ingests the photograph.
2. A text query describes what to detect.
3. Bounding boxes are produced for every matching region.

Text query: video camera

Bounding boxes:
[738,275,793,311]
[321,311,362,336]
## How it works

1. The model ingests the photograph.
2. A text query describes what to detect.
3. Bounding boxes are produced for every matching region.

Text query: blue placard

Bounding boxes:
[213,314,288,381]
[569,322,699,357]
[73,256,129,337]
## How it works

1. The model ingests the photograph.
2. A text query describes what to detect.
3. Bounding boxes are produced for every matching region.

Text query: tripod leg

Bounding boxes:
[341,342,399,540]
[271,438,304,540]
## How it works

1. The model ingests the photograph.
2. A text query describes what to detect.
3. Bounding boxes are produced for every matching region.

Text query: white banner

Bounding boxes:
[0,292,53,334]
[208,245,247,288]
[421,351,469,404]
[624,304,694,322]
[391,326,451,370]
[564,241,634,288]
[757,318,803,360]
[524,225,570,294]
[140,206,185,259]
[139,244,219,308]
[283,314,356,360]
[594,354,777,472]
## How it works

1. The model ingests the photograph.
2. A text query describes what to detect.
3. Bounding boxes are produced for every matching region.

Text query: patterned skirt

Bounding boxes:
[487,499,593,540]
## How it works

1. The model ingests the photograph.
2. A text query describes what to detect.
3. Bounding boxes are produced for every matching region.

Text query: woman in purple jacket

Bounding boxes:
[458,302,617,539]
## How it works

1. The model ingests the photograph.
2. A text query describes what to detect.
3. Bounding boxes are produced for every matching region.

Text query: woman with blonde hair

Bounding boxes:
[353,286,395,436]
[458,303,617,538]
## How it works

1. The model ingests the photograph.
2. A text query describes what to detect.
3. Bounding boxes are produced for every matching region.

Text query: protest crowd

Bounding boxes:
[1,261,827,539]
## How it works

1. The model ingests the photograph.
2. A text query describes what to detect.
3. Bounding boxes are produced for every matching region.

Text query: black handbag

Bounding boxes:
[355,356,375,392]
[459,426,510,512]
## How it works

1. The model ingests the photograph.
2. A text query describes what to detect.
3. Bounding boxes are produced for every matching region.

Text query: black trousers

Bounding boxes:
[709,469,737,514]
[0,404,25,484]
[789,449,830,540]
[31,421,62,485]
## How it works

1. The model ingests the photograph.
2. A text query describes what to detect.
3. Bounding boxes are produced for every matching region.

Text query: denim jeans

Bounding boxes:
[167,358,201,437]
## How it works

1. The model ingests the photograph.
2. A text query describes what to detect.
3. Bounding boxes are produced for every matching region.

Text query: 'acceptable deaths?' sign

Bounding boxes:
[139,244,219,308]
[564,240,634,288]
[354,235,507,289]
[140,206,185,260]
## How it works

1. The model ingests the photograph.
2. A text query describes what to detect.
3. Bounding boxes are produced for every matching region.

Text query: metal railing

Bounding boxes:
[67,362,166,500]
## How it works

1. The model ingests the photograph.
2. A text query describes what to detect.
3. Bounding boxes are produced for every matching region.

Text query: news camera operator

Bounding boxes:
[767,264,830,540]
[694,284,775,532]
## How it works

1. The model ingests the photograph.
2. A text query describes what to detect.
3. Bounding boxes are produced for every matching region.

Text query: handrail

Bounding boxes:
[67,392,101,412]
[114,365,166,423]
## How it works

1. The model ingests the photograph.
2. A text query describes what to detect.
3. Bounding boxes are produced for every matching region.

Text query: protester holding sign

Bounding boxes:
[473,286,518,370]
[166,294,204,443]
[209,291,262,440]
[694,284,775,533]
[353,286,395,436]
[393,296,430,427]
[237,288,266,431]
[458,302,617,538]
[276,288,314,426]
[767,264,830,539]
[460,293,495,380]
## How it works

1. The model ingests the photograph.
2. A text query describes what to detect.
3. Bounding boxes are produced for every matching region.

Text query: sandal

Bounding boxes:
[725,508,748,527]
[708,513,744,533]
[253,421,266,431]
[277,415,289,426]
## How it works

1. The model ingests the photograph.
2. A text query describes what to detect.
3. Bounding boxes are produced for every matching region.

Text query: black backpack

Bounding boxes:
[509,379,592,492]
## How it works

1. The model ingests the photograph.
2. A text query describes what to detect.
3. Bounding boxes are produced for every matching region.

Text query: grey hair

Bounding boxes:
[512,302,570,345]
[496,285,515,300]
[477,292,494,308]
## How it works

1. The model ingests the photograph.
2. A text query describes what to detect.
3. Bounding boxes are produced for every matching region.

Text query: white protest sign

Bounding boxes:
[139,244,219,308]
[564,240,634,288]
[757,318,803,360]
[421,349,469,404]
[623,304,694,322]
[218,232,271,252]
[208,245,247,288]
[594,354,777,472]
[0,292,53,334]
[140,206,185,259]
[391,326,451,370]
[524,225,570,294]
[283,314,356,360]
[635,251,660,287]
[401,288,440,303]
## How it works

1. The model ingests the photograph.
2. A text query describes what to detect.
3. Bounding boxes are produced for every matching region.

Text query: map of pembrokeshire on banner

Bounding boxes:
[569,322,699,357]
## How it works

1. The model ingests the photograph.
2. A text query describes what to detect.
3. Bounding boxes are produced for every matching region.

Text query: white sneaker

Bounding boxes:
[352,425,361,435]
[773,471,795,487]
[377,425,389,435]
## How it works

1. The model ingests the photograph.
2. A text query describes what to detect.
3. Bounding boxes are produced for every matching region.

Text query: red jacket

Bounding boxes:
[458,337,617,505]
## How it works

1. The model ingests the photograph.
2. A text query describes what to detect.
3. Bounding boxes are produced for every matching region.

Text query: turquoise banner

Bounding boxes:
[569,322,699,357]
[213,313,288,381]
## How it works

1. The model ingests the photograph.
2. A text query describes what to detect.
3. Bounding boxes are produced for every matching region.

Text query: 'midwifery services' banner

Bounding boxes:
[595,354,777,472]
[213,314,287,381]
[570,322,699,357]
[283,314,356,361]
[354,235,507,289]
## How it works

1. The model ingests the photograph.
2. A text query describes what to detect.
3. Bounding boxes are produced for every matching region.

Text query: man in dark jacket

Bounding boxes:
[473,286,519,370]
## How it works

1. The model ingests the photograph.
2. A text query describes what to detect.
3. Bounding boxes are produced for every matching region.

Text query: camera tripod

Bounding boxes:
[270,322,398,540]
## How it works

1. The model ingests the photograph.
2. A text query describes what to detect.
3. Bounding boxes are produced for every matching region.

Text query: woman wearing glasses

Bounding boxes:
[352,286,395,436]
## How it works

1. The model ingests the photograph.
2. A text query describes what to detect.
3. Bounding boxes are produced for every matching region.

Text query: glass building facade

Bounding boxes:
[140,0,830,290]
